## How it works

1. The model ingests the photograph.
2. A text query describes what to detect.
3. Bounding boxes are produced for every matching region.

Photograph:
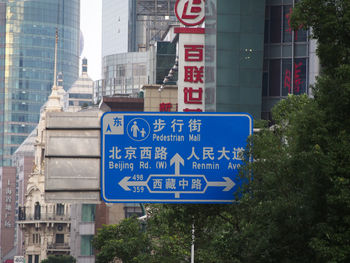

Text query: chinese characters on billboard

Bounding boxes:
[175,0,205,112]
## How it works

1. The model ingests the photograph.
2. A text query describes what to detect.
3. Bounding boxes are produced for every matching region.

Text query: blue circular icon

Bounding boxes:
[127,118,150,141]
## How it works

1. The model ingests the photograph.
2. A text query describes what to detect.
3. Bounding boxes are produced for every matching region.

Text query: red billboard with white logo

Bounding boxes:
[174,0,206,112]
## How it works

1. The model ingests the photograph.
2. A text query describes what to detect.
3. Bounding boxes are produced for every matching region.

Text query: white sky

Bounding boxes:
[80,0,102,81]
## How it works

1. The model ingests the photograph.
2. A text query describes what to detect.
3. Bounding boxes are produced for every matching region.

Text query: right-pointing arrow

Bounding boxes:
[207,177,235,191]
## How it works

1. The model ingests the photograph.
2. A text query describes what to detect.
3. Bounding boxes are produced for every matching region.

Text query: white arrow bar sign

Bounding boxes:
[207,177,235,191]
[118,153,236,196]
[170,153,184,175]
[119,176,147,191]
[119,176,235,193]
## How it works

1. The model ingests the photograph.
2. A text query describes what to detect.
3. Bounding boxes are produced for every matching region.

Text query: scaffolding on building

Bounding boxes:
[136,0,178,50]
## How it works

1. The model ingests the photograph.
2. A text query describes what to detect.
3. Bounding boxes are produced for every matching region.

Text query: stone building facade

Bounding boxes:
[17,76,71,263]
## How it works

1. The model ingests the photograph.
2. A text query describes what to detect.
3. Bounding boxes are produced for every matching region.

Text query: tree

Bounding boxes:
[290,1,350,261]
[291,0,350,73]
[93,217,152,263]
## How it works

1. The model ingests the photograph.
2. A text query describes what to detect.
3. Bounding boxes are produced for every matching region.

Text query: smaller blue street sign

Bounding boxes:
[101,113,253,203]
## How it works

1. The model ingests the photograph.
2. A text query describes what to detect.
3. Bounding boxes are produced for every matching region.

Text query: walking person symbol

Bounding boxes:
[127,118,150,141]
[140,128,146,138]
[131,121,140,138]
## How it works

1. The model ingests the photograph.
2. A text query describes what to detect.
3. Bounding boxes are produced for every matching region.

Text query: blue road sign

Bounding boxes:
[101,113,253,203]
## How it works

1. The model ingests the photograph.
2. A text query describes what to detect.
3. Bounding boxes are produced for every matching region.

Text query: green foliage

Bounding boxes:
[291,0,350,72]
[290,2,350,261]
[93,217,152,263]
[41,255,76,263]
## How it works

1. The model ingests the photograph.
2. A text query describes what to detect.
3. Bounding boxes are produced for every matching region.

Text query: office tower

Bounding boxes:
[205,0,315,118]
[0,0,80,165]
[102,0,176,57]
[261,0,315,119]
[102,0,132,56]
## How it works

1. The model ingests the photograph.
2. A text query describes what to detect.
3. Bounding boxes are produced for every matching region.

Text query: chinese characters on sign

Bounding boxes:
[285,7,303,41]
[3,179,14,228]
[175,0,205,112]
[101,113,253,203]
[159,103,178,112]
[283,60,305,95]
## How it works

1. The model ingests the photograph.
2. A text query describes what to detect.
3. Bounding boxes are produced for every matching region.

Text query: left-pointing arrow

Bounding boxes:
[119,177,147,191]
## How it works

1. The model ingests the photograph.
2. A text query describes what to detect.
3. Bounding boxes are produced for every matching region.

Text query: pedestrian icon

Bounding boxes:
[131,121,140,137]
[126,118,150,141]
[141,128,146,137]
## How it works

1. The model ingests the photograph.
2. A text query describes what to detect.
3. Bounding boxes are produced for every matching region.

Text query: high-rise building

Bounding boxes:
[0,0,80,165]
[206,0,316,118]
[102,0,133,56]
[261,0,317,119]
[102,0,176,57]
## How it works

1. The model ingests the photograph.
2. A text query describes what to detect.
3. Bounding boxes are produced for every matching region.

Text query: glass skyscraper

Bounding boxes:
[0,0,80,165]
[205,0,266,116]
[205,0,313,119]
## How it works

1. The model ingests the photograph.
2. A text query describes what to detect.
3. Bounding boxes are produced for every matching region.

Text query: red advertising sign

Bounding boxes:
[175,0,205,112]
[175,0,205,26]
[159,103,178,112]
[283,61,304,94]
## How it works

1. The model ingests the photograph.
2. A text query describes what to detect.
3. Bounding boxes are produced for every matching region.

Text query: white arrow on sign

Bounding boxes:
[170,153,184,175]
[206,177,235,191]
[119,176,147,191]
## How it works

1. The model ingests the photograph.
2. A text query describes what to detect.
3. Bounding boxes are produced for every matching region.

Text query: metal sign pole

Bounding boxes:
[191,222,195,263]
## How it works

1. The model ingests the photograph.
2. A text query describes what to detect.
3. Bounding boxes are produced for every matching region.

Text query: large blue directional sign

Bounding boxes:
[101,113,253,203]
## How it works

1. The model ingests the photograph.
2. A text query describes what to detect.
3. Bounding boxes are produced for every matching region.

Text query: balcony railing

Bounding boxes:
[47,243,70,250]
[17,213,70,222]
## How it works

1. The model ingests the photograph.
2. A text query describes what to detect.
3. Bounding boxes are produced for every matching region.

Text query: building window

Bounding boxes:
[18,206,26,220]
[33,233,41,244]
[28,255,32,263]
[270,6,281,43]
[34,255,39,263]
[283,5,293,43]
[56,203,64,215]
[124,203,143,218]
[293,58,307,94]
[282,59,292,96]
[56,234,64,244]
[34,202,40,220]
[69,93,92,99]
[81,235,94,256]
[81,204,96,222]
[269,59,281,96]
